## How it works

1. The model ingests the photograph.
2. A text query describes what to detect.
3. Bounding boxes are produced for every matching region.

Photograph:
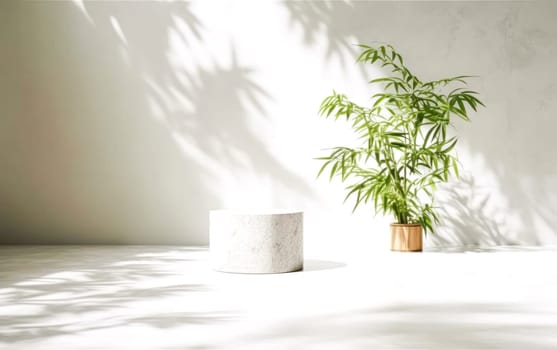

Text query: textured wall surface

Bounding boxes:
[1,1,556,247]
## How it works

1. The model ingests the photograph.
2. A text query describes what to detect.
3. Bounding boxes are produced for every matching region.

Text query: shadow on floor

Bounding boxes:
[425,245,557,253]
[205,302,557,350]
[0,246,235,343]
[303,259,346,272]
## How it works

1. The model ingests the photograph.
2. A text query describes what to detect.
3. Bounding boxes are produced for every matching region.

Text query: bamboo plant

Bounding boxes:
[317,44,484,234]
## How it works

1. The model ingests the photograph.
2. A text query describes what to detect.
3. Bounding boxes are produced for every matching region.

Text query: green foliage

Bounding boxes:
[317,44,484,234]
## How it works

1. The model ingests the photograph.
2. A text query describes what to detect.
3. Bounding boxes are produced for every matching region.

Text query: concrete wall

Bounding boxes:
[1,0,556,248]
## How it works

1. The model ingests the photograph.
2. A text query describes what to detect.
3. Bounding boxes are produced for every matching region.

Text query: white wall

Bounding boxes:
[1,0,556,248]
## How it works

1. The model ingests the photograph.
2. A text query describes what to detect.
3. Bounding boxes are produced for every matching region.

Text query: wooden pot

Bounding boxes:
[391,223,423,252]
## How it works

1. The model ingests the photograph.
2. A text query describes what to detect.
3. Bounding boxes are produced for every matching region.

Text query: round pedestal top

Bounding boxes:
[210,209,303,216]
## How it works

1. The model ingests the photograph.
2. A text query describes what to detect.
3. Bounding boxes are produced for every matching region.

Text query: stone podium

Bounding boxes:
[209,210,303,273]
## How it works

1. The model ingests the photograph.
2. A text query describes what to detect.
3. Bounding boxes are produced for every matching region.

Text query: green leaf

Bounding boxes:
[384,131,406,138]
[451,157,460,179]
[423,124,441,147]
[330,162,338,181]
[315,43,483,229]
[441,137,458,153]
[316,159,330,179]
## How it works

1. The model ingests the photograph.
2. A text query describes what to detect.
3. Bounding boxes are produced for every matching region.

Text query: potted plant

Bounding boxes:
[317,44,483,252]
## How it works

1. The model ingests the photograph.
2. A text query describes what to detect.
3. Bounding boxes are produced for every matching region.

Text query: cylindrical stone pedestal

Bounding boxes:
[210,210,303,273]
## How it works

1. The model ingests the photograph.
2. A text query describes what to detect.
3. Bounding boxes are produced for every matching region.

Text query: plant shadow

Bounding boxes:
[283,1,557,245]
[430,176,519,247]
[0,246,235,343]
[1,1,317,245]
[219,302,557,350]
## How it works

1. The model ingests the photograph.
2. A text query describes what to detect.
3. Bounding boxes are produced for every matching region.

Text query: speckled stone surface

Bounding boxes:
[210,210,303,273]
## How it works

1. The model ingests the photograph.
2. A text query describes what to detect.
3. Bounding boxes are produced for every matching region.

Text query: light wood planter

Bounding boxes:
[391,223,423,252]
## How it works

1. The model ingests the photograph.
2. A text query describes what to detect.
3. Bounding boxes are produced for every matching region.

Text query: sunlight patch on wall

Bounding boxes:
[109,16,130,65]
[70,0,93,24]
[110,16,128,46]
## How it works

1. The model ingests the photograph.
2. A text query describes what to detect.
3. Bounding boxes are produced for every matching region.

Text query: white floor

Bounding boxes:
[1,245,557,349]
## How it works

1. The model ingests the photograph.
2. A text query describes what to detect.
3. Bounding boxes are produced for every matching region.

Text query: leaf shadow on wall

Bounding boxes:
[284,1,359,66]
[282,0,557,246]
[430,3,557,246]
[24,1,217,245]
[432,176,517,247]
[86,1,316,233]
[20,1,316,244]
[0,2,215,244]
[148,48,314,200]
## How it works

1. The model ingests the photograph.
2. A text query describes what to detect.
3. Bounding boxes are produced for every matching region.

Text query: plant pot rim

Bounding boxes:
[390,223,422,227]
